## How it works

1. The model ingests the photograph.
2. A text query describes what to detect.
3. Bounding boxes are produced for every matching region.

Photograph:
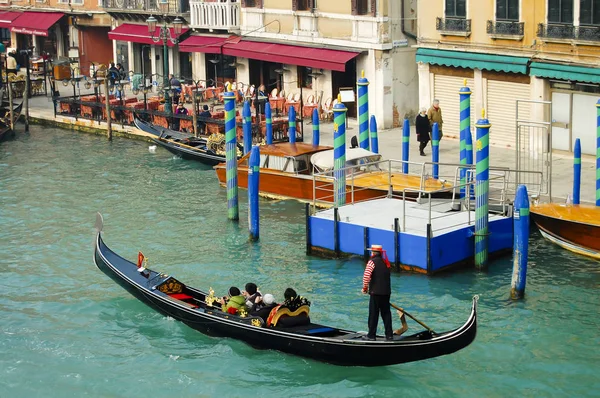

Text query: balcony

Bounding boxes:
[537,23,600,44]
[436,17,471,37]
[190,0,240,32]
[102,0,189,15]
[486,20,524,40]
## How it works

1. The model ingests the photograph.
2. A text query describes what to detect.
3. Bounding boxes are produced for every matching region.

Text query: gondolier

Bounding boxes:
[362,244,395,341]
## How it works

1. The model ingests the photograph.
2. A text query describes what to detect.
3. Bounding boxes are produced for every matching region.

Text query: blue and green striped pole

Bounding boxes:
[370,115,378,153]
[459,82,471,199]
[510,184,529,299]
[242,101,252,155]
[312,108,320,146]
[475,110,491,269]
[248,145,260,241]
[402,118,409,174]
[466,128,474,199]
[573,138,581,205]
[288,105,297,144]
[333,95,347,206]
[596,99,600,206]
[357,70,369,150]
[432,122,440,179]
[224,90,238,220]
[265,102,273,145]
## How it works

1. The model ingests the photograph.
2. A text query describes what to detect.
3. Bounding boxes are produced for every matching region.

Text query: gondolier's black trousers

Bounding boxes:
[368,294,393,339]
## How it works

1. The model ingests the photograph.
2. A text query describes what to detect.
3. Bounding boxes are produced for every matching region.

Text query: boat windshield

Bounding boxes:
[260,154,310,174]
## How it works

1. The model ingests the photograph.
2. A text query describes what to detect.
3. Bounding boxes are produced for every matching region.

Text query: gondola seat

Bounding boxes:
[168,293,199,308]
[268,305,310,327]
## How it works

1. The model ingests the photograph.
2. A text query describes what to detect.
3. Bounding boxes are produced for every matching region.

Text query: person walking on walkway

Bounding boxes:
[427,99,443,139]
[362,244,394,341]
[416,107,430,156]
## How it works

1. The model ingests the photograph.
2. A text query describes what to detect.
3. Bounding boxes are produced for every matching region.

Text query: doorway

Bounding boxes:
[249,59,282,92]
[331,58,357,118]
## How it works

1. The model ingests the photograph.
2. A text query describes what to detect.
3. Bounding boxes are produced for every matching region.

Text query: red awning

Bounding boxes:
[222,40,360,72]
[179,35,233,54]
[0,11,23,29]
[108,24,189,47]
[10,12,63,37]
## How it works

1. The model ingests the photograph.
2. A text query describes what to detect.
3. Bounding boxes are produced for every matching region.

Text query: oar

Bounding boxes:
[390,303,436,334]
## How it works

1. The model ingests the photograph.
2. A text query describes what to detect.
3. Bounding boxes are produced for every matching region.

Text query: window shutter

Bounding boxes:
[308,0,315,10]
[292,0,298,11]
[371,0,376,16]
[256,0,263,8]
[351,0,358,15]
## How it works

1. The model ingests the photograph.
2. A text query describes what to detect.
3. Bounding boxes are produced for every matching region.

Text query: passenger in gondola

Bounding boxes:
[218,286,248,315]
[249,293,278,322]
[242,282,261,308]
[281,288,311,311]
[265,288,311,327]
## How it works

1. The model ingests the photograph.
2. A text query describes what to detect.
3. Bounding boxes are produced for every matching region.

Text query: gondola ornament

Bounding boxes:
[205,288,217,306]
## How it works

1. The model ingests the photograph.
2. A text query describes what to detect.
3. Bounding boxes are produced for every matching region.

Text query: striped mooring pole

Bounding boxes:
[510,184,530,299]
[265,102,273,145]
[573,138,581,205]
[288,105,297,144]
[402,118,410,174]
[333,94,348,206]
[224,90,239,220]
[243,101,252,155]
[312,108,320,146]
[432,122,440,179]
[596,99,600,206]
[369,115,378,154]
[474,110,491,269]
[465,126,474,199]
[459,82,472,199]
[357,70,369,150]
[248,146,260,241]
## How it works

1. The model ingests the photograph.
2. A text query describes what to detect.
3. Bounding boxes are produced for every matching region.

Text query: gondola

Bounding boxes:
[134,115,241,166]
[0,100,23,142]
[93,213,478,366]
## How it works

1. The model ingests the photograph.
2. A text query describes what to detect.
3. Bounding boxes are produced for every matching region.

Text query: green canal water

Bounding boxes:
[1,127,598,397]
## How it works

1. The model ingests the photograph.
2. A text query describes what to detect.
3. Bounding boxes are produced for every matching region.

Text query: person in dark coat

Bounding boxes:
[249,293,278,322]
[416,107,430,156]
[361,244,404,341]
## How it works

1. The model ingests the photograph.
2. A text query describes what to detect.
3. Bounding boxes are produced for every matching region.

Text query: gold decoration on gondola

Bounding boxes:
[251,318,262,327]
[238,307,248,318]
[157,277,183,294]
[205,287,217,307]
[207,132,243,157]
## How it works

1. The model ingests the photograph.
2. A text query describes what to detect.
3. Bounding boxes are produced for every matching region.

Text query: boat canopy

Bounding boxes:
[311,148,382,173]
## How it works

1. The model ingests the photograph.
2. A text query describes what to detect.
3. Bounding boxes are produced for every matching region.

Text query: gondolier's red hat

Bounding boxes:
[367,244,383,252]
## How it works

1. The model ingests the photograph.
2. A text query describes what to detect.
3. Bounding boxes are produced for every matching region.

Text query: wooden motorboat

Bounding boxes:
[214,143,452,204]
[92,213,478,366]
[530,202,600,259]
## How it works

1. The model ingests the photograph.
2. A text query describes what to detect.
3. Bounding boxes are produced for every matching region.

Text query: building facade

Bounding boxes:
[416,0,600,154]
[182,0,419,128]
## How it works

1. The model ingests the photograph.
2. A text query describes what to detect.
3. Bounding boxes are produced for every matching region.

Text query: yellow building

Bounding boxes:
[184,0,419,128]
[416,0,600,155]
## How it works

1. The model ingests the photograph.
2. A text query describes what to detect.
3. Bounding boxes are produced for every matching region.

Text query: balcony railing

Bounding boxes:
[190,0,239,31]
[537,23,600,42]
[436,17,471,35]
[486,20,524,36]
[102,0,189,14]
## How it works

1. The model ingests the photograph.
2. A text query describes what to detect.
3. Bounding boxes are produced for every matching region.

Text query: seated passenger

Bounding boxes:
[218,286,248,315]
[266,288,311,327]
[250,293,278,322]
[281,288,311,311]
[242,282,261,308]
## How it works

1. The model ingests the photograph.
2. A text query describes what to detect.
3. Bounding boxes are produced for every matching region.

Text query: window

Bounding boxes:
[242,0,263,7]
[292,0,314,11]
[580,0,600,25]
[496,0,519,20]
[297,66,312,89]
[548,0,574,23]
[352,0,376,16]
[445,0,467,17]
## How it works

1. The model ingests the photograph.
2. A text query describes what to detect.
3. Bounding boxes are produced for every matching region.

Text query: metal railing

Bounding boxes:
[190,0,240,30]
[486,20,524,36]
[436,17,471,33]
[102,0,189,13]
[537,23,600,41]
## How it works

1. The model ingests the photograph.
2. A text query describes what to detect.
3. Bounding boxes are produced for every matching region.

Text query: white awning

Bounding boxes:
[311,148,382,173]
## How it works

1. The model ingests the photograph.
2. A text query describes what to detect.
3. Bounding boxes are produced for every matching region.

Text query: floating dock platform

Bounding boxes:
[307,198,513,274]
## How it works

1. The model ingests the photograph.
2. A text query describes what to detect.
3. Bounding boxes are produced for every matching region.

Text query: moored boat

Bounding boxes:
[0,100,23,142]
[530,202,600,259]
[92,213,478,366]
[214,143,452,204]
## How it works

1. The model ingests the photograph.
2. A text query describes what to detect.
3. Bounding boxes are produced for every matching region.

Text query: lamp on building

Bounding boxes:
[209,58,219,87]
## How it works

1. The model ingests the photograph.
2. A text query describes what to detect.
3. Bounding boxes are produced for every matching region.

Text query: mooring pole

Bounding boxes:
[459,81,471,199]
[465,127,474,200]
[312,108,320,146]
[394,217,400,270]
[224,90,238,220]
[357,70,369,150]
[248,146,260,241]
[265,102,273,145]
[402,118,410,174]
[104,77,112,140]
[191,89,198,137]
[23,76,29,132]
[333,207,340,257]
[305,203,312,255]
[288,105,297,144]
[432,122,440,179]
[243,101,252,155]
[369,115,378,154]
[333,94,348,206]
[573,138,581,205]
[474,110,491,270]
[511,185,530,299]
[8,79,14,131]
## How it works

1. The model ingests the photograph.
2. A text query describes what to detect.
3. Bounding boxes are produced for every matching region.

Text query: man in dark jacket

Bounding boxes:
[362,244,394,340]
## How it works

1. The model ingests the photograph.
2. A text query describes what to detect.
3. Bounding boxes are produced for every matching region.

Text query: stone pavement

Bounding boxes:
[22,87,597,204]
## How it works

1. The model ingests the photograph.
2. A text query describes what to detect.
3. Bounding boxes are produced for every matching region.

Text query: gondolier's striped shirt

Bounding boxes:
[362,260,375,291]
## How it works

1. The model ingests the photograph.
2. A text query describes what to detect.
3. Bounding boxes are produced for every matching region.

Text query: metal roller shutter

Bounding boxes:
[433,74,475,138]
[486,80,530,148]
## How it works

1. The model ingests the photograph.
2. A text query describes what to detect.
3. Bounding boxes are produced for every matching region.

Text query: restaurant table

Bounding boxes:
[206,122,225,135]
[124,101,146,124]
[302,103,318,118]
[179,118,194,132]
[80,95,98,118]
[284,101,300,115]
[152,114,170,129]
[269,97,286,114]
